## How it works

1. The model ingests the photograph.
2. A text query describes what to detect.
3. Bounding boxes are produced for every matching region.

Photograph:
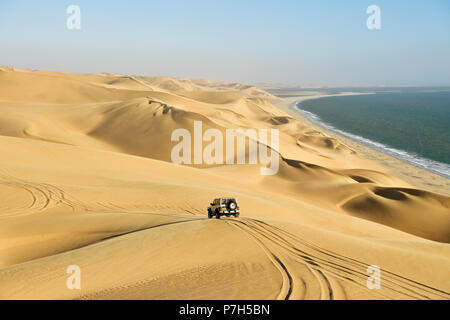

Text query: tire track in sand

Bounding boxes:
[0,172,89,218]
[254,219,450,300]
[227,218,450,300]
[229,220,293,300]
[228,218,338,300]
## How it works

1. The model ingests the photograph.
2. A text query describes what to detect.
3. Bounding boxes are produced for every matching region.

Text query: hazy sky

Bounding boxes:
[1,0,449,85]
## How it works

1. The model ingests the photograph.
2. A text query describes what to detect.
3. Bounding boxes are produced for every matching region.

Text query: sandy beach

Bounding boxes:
[272,94,450,196]
[0,67,449,300]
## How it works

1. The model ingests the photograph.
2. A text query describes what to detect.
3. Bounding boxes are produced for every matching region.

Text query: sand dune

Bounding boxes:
[0,67,449,300]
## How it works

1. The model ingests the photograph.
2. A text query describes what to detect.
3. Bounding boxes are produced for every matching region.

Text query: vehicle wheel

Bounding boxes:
[215,211,221,219]
[208,209,213,219]
[234,213,240,218]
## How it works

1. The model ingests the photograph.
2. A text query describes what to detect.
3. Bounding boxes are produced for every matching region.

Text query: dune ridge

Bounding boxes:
[0,67,449,300]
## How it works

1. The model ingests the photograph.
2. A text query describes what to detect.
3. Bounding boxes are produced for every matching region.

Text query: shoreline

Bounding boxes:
[271,94,450,196]
[293,96,450,180]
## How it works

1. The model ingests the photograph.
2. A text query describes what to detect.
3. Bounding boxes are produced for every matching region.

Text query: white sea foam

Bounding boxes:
[291,101,450,179]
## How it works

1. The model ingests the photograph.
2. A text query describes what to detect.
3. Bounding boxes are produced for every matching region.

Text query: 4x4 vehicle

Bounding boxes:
[208,198,240,219]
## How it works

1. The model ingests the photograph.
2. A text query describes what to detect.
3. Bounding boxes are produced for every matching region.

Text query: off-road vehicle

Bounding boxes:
[208,198,240,219]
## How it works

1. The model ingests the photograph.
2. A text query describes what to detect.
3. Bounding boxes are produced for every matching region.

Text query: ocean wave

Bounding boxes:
[292,101,450,179]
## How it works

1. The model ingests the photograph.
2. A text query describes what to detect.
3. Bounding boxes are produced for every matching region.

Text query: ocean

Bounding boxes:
[294,91,450,179]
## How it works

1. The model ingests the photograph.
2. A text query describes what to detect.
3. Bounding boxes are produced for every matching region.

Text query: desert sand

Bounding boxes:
[0,67,449,300]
